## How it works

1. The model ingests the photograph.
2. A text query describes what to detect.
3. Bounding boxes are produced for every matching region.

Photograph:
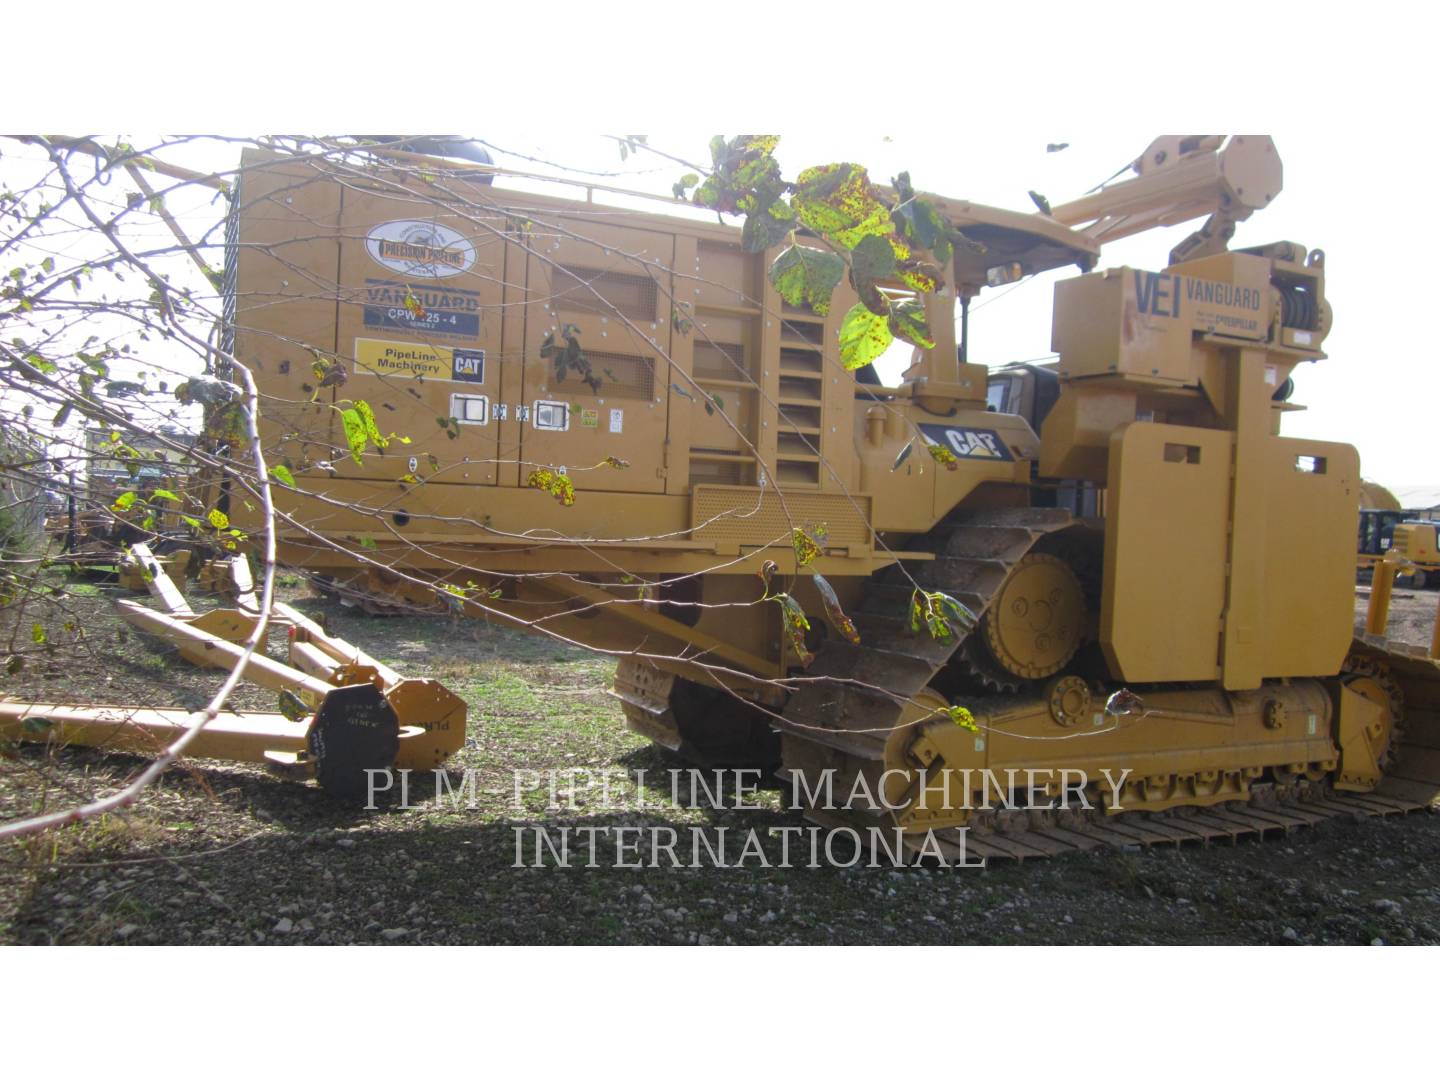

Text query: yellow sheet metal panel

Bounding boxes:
[1052,269,1191,383]
[1053,256,1274,387]
[691,487,871,555]
[1259,437,1360,676]
[1101,422,1232,682]
[231,150,342,454]
[521,216,675,494]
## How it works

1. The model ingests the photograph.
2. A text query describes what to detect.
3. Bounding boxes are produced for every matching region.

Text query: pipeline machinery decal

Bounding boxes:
[354,338,484,384]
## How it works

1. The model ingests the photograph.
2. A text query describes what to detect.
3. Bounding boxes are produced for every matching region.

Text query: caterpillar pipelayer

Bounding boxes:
[219,135,1440,859]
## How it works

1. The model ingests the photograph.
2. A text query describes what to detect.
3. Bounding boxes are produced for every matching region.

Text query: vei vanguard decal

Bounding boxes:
[366,220,475,279]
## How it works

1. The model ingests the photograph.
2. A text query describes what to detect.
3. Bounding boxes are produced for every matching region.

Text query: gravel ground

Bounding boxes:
[1,576,1437,945]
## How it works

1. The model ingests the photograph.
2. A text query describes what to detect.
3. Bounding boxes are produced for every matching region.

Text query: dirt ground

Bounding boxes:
[1,576,1437,946]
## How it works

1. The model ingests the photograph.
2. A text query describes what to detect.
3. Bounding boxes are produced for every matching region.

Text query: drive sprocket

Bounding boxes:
[1340,652,1405,770]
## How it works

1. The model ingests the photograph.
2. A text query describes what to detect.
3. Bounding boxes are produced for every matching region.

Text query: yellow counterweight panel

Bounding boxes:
[1101,422,1231,683]
[1258,437,1359,677]
[1102,423,1359,687]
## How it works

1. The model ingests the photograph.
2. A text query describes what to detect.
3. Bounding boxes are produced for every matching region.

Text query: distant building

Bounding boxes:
[1389,484,1440,521]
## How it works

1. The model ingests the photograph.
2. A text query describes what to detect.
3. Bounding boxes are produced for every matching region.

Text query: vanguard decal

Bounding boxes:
[917,424,1013,461]
[362,278,481,337]
[366,220,475,279]
[1131,269,1264,319]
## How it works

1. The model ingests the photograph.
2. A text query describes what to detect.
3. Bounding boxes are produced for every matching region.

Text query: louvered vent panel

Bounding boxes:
[552,265,658,321]
[569,350,655,402]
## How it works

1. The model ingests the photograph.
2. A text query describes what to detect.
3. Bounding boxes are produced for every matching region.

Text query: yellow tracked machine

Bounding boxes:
[206,134,1440,858]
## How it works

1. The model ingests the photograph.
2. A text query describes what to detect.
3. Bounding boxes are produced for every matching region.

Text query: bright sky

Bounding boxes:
[9,3,1438,490]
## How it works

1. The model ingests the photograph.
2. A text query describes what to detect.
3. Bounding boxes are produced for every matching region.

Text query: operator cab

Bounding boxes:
[986,362,1060,431]
[1358,508,1405,556]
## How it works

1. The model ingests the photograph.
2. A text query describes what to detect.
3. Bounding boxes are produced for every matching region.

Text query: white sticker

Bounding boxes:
[365,220,475,279]
[1294,330,1313,345]
[609,408,624,434]
[1264,365,1278,386]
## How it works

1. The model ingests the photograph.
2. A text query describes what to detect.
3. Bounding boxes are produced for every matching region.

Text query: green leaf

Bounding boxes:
[271,464,296,488]
[769,245,845,315]
[849,234,897,315]
[909,588,977,643]
[52,402,73,427]
[792,163,891,250]
[740,209,793,254]
[890,173,953,264]
[358,536,378,550]
[181,515,201,529]
[40,256,54,273]
[895,258,942,294]
[112,491,138,511]
[837,303,892,370]
[791,525,824,568]
[888,298,934,349]
[355,399,388,449]
[773,593,813,666]
[671,173,701,199]
[277,689,309,722]
[31,623,46,645]
[945,705,978,733]
[811,570,860,645]
[207,508,230,530]
[341,407,367,465]
[148,488,180,503]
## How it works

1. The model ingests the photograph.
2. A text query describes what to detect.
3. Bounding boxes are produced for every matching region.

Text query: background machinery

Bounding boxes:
[54,132,1434,856]
[1358,503,1440,589]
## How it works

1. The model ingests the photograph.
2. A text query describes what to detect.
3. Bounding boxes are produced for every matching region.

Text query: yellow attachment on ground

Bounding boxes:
[119,544,191,610]
[0,700,309,765]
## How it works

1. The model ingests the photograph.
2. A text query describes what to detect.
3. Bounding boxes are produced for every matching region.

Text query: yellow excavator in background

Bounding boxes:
[1357,482,1440,588]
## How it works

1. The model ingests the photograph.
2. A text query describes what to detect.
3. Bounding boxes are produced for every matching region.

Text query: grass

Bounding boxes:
[1,585,1439,945]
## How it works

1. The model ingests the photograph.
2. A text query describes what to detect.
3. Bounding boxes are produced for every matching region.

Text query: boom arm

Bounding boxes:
[1049,135,1283,264]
